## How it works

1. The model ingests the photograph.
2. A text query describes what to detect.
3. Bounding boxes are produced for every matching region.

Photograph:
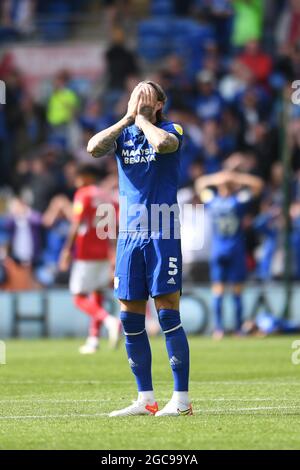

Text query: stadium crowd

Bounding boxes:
[1,0,300,288]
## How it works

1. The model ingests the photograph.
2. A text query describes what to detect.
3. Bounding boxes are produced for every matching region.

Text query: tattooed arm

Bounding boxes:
[87,83,143,158]
[135,115,179,154]
[87,115,133,158]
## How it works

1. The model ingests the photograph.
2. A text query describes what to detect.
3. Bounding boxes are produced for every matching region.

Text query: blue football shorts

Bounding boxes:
[114,232,182,300]
[210,251,247,283]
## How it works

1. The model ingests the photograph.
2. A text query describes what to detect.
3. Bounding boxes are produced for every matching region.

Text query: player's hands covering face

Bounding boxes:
[126,83,144,122]
[136,84,157,121]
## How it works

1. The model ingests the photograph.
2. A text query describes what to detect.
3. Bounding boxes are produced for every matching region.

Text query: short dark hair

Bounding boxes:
[75,165,102,180]
[145,81,167,122]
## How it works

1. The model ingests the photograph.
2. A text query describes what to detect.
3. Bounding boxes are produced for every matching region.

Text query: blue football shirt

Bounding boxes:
[115,120,183,234]
[203,190,252,258]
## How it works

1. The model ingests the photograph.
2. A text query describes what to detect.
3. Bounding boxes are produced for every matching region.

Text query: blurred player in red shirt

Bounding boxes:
[59,165,120,354]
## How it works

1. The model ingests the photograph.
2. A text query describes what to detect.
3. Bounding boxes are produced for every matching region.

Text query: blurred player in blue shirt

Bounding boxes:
[87,81,191,417]
[242,312,300,336]
[196,170,263,339]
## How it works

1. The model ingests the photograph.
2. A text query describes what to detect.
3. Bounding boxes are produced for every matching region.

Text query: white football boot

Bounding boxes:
[79,337,99,355]
[155,400,193,417]
[109,400,158,417]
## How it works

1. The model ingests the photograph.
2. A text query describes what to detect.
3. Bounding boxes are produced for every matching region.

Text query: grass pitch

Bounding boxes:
[0,336,300,450]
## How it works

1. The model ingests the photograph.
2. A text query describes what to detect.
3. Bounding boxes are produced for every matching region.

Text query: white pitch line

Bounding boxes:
[0,397,300,404]
[0,413,108,420]
[1,405,300,420]
[0,399,110,403]
[1,380,300,386]
[204,405,300,412]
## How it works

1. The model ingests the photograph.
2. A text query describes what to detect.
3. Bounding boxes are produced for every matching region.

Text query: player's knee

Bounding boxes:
[119,300,146,314]
[231,284,243,295]
[154,291,180,311]
[157,308,181,333]
[120,311,146,335]
[212,283,225,296]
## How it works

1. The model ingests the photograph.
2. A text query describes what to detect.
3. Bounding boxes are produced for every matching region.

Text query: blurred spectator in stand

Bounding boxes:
[159,55,193,109]
[201,119,230,174]
[202,119,237,173]
[195,0,233,54]
[3,67,25,181]
[286,114,300,174]
[14,93,47,155]
[294,170,300,201]
[157,75,187,112]
[18,157,58,213]
[72,124,100,166]
[219,59,253,103]
[71,98,116,165]
[248,122,279,179]
[253,203,283,281]
[220,108,241,154]
[60,160,77,201]
[236,86,271,147]
[5,196,42,266]
[36,194,72,286]
[290,41,300,80]
[276,0,300,48]
[265,162,285,207]
[165,107,203,187]
[0,0,36,41]
[194,70,224,121]
[237,40,273,88]
[0,51,14,76]
[79,99,115,134]
[103,0,132,31]
[0,105,9,187]
[290,201,300,279]
[104,27,139,110]
[174,0,194,16]
[47,70,80,148]
[211,1,233,54]
[232,0,264,48]
[201,42,223,80]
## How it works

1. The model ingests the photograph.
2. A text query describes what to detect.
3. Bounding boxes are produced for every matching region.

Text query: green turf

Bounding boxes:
[0,336,300,449]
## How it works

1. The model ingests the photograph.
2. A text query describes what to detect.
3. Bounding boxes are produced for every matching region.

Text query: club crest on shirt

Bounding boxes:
[173,124,183,135]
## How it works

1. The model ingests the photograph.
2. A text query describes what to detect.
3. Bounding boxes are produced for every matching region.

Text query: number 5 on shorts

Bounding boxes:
[168,257,178,276]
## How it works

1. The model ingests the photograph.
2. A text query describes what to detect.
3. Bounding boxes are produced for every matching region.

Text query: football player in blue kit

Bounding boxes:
[196,170,263,339]
[87,82,192,417]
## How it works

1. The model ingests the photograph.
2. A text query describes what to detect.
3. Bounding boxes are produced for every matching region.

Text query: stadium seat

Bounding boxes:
[138,17,215,70]
[138,18,172,61]
[37,0,72,41]
[0,27,20,44]
[150,0,174,17]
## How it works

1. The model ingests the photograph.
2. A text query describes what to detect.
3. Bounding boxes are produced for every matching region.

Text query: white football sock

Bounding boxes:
[138,391,155,403]
[86,336,99,347]
[103,315,116,328]
[171,391,189,404]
